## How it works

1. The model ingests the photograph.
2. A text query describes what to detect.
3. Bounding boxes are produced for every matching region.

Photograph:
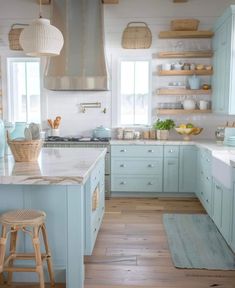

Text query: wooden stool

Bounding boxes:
[0,209,55,288]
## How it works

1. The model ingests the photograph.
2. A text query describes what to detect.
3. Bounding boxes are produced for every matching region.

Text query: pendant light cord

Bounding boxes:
[39,0,42,18]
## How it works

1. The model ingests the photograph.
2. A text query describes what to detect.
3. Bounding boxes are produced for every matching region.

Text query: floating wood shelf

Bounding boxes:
[156,109,212,115]
[159,31,214,39]
[157,88,212,95]
[153,51,213,59]
[38,0,51,4]
[156,70,213,76]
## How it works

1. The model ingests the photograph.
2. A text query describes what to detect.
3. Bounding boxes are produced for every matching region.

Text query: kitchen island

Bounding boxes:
[0,147,106,288]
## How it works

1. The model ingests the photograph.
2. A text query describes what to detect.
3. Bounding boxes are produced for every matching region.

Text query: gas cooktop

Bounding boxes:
[45,136,110,143]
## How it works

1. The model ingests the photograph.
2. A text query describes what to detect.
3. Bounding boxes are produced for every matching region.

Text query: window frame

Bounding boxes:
[112,55,152,128]
[7,57,41,123]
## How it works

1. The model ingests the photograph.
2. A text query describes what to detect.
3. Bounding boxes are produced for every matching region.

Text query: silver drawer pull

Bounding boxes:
[148,149,154,153]
[120,149,127,152]
[120,181,126,185]
[148,164,154,168]
[206,199,209,203]
[215,184,220,189]
[168,162,174,165]
[206,176,210,180]
[206,158,210,162]
[169,149,174,153]
[120,164,125,167]
[148,182,153,185]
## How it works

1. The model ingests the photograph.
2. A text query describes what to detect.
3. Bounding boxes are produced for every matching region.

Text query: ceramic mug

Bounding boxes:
[199,100,208,110]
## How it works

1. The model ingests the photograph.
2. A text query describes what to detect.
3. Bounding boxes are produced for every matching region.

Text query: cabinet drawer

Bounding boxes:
[111,158,163,175]
[91,160,104,191]
[111,176,162,192]
[111,145,163,158]
[164,146,179,158]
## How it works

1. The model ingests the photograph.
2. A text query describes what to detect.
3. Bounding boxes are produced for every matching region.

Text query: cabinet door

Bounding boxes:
[179,146,196,193]
[164,158,179,193]
[231,186,235,252]
[213,16,230,114]
[213,181,223,229]
[221,187,232,244]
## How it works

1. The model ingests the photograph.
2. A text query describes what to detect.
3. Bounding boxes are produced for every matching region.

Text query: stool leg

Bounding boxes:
[7,227,18,285]
[32,226,45,288]
[0,225,7,284]
[41,224,55,287]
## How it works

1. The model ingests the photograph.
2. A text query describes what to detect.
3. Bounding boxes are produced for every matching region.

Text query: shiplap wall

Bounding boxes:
[1,0,235,138]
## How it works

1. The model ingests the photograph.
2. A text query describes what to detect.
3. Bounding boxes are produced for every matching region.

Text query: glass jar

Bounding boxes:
[143,129,150,140]
[123,129,134,140]
[11,122,27,140]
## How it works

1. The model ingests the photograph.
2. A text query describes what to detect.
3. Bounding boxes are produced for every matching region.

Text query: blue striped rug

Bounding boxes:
[163,214,235,270]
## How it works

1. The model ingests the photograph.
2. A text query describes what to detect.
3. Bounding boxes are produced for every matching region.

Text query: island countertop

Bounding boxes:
[0,147,106,185]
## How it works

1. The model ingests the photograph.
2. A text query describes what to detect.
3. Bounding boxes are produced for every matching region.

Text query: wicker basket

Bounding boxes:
[122,22,152,49]
[8,139,43,162]
[8,24,28,51]
[171,19,200,31]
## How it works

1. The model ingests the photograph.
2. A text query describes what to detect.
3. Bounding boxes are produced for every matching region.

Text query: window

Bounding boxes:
[119,60,151,126]
[7,58,41,123]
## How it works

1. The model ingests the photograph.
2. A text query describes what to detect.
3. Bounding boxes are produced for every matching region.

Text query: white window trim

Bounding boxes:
[112,53,152,128]
[7,57,41,123]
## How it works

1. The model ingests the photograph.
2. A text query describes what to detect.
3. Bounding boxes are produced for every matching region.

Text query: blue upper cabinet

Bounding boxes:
[212,5,235,115]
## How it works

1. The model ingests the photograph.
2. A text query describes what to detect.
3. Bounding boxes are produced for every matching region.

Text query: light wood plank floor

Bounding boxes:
[85,197,235,288]
[2,197,235,288]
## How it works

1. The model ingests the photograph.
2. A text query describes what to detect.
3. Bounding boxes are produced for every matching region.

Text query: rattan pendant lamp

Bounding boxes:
[19,0,64,56]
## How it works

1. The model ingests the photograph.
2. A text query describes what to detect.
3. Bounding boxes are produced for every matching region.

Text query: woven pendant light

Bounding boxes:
[19,0,64,56]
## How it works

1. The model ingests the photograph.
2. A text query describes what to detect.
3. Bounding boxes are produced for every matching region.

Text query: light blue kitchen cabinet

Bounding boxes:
[212,5,235,115]
[179,146,196,193]
[164,158,179,192]
[231,185,235,252]
[212,179,233,245]
[111,145,163,193]
[196,148,213,215]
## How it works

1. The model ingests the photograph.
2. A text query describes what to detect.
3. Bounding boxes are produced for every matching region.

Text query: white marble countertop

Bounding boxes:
[0,148,106,185]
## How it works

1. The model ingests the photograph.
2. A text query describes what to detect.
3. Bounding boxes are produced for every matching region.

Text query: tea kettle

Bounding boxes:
[188,75,200,90]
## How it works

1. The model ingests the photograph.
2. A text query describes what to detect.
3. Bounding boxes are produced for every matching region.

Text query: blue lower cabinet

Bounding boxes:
[231,186,235,252]
[111,145,163,193]
[84,159,105,255]
[179,146,196,193]
[164,158,179,192]
[212,179,233,245]
[111,175,162,192]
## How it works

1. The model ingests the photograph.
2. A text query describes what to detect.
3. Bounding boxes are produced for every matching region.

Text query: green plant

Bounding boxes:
[153,119,175,130]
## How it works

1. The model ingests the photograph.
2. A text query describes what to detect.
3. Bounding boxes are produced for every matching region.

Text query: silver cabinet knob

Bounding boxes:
[148,182,153,185]
[215,184,220,189]
[148,149,154,153]
[120,164,125,167]
[120,149,127,152]
[148,164,154,168]
[169,149,174,153]
[120,181,126,185]
[206,176,210,180]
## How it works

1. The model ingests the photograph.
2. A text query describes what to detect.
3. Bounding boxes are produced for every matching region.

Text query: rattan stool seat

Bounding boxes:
[0,209,54,288]
[0,209,46,226]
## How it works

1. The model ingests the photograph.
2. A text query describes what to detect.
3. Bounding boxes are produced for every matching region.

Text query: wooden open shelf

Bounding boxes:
[156,70,213,76]
[156,109,212,115]
[153,51,213,59]
[102,0,119,3]
[157,88,212,95]
[159,30,214,39]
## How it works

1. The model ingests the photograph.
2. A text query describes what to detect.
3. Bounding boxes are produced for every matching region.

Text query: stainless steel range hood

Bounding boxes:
[44,0,109,91]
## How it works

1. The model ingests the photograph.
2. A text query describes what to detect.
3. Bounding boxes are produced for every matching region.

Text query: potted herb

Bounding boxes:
[153,119,175,140]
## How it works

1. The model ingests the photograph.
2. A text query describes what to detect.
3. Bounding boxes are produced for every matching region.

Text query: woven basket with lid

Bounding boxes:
[122,22,152,49]
[171,19,200,31]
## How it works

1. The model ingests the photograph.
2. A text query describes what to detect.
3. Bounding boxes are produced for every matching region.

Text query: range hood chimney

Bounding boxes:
[44,0,109,91]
